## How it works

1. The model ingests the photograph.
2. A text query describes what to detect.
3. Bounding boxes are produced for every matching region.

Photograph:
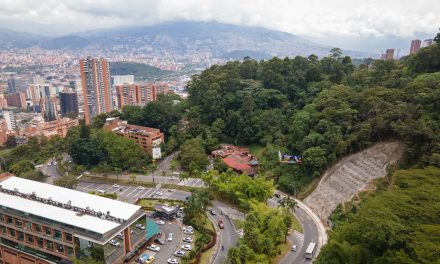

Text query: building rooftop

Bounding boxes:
[0,176,141,235]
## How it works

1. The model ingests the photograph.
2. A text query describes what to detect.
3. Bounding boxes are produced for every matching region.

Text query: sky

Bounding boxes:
[0,0,439,51]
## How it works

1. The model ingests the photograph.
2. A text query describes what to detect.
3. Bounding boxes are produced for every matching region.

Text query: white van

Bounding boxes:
[97,190,106,194]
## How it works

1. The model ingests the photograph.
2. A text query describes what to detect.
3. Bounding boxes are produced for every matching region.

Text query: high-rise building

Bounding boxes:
[41,85,56,122]
[59,92,79,118]
[115,83,170,109]
[385,49,395,60]
[410,40,421,55]
[2,111,15,131]
[424,39,433,47]
[7,79,16,93]
[0,175,154,264]
[79,57,112,124]
[5,92,26,109]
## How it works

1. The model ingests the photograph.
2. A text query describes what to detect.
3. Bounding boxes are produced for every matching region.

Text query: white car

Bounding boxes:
[183,228,194,235]
[137,186,146,190]
[174,250,185,257]
[182,237,193,243]
[167,258,179,264]
[116,233,123,239]
[156,220,165,225]
[181,244,192,251]
[155,191,163,196]
[168,233,173,241]
[183,226,193,231]
[136,224,145,230]
[112,184,120,188]
[109,240,120,246]
[291,245,298,252]
[147,244,161,252]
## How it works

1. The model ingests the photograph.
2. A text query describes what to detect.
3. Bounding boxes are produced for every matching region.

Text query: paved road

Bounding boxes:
[210,200,239,264]
[269,192,327,264]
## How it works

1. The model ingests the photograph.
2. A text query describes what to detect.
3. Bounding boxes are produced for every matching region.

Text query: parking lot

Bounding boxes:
[76,182,190,203]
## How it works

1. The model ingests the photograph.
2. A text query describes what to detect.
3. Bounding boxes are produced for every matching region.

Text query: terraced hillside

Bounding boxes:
[304,142,404,220]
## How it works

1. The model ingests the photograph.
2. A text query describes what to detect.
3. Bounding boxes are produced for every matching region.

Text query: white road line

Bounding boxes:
[186,179,195,186]
[138,189,151,197]
[95,184,105,190]
[142,188,155,198]
[194,179,202,187]
[129,189,143,198]
[126,188,138,197]
[120,187,133,195]
[82,183,95,190]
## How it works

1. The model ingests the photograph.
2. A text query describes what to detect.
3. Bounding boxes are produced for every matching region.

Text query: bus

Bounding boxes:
[305,242,316,260]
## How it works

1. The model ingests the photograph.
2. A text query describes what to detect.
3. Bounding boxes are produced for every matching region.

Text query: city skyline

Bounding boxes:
[0,0,439,51]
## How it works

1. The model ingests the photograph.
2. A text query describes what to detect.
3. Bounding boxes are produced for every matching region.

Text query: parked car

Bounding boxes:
[291,245,298,252]
[181,244,192,251]
[274,193,281,198]
[109,240,120,246]
[111,184,120,188]
[155,190,163,196]
[174,250,186,257]
[168,233,173,241]
[218,220,225,229]
[167,258,179,264]
[136,253,155,264]
[147,244,160,252]
[183,226,193,231]
[97,190,106,194]
[156,220,165,225]
[116,232,123,239]
[137,186,146,190]
[183,229,194,235]
[209,209,216,215]
[136,224,146,230]
[154,238,165,245]
[182,237,193,243]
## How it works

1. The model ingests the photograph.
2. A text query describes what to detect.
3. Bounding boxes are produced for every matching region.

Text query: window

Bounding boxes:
[37,237,43,248]
[55,243,64,254]
[46,240,53,251]
[54,230,62,240]
[26,234,34,244]
[44,227,52,236]
[6,217,12,225]
[66,246,74,256]
[0,225,6,235]
[24,222,32,231]
[17,231,24,241]
[65,233,73,242]
[15,219,22,229]
[34,224,42,233]
[8,228,15,238]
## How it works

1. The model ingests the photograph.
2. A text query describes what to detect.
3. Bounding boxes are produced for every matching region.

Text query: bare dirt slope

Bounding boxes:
[303,142,404,220]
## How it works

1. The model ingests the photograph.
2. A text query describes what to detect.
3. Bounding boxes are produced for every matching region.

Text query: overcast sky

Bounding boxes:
[0,0,439,49]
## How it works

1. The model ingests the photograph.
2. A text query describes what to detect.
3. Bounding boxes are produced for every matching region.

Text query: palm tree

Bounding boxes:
[278,196,297,213]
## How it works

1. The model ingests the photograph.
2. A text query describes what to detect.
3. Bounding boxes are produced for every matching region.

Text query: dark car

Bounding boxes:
[154,238,165,245]
[209,209,216,215]
[274,193,281,198]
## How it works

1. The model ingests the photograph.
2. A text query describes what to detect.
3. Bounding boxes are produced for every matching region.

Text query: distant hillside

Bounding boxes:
[110,62,174,81]
[0,22,371,58]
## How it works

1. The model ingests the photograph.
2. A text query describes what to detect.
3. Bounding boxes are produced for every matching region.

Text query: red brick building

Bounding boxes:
[5,92,26,110]
[104,118,164,153]
[115,83,170,109]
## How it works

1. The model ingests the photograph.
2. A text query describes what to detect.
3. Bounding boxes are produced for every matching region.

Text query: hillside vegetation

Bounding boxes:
[317,166,440,263]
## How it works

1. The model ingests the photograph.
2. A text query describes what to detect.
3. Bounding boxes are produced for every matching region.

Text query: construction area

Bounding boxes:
[304,142,404,220]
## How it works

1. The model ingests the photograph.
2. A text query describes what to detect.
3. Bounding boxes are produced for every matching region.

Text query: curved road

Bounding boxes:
[269,191,327,264]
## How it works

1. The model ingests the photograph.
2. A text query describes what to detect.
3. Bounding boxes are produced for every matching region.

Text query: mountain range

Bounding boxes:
[0,21,373,58]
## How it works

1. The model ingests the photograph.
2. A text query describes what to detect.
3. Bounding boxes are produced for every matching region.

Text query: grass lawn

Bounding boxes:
[248,144,265,159]
[0,148,11,157]
[231,218,244,230]
[291,213,303,233]
[137,198,183,209]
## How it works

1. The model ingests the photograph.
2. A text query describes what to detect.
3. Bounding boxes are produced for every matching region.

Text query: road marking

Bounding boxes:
[126,188,138,197]
[120,187,133,195]
[82,183,95,190]
[95,184,105,190]
[129,189,143,198]
[143,188,155,198]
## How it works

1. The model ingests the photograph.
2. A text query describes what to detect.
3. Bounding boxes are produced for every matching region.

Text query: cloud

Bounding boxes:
[0,0,438,38]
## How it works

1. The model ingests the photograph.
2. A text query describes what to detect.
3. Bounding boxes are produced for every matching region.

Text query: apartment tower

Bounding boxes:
[410,40,421,55]
[79,57,112,124]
